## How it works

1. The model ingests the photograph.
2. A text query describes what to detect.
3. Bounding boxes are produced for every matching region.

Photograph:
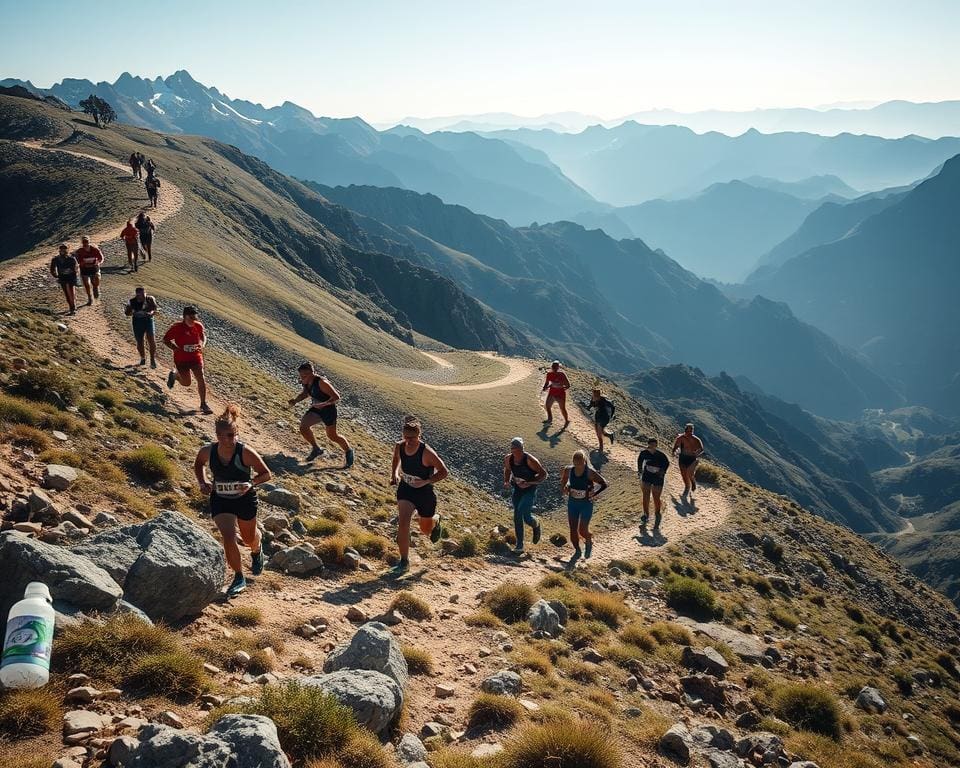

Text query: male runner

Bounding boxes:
[163,306,213,414]
[541,360,570,426]
[502,437,547,554]
[389,416,448,575]
[287,361,354,468]
[49,243,79,315]
[120,219,140,271]
[124,286,158,367]
[74,236,104,305]
[673,423,704,495]
[638,437,670,528]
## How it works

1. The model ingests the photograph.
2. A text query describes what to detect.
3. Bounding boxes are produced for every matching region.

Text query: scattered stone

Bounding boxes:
[12,521,41,535]
[323,621,408,689]
[346,606,369,623]
[65,686,101,704]
[109,734,140,766]
[52,430,69,442]
[262,487,301,511]
[519,698,540,712]
[481,670,521,696]
[472,743,504,758]
[582,647,605,663]
[234,650,252,668]
[157,711,184,728]
[297,623,318,639]
[527,599,561,637]
[855,686,888,714]
[626,675,639,691]
[397,732,428,763]
[478,647,491,657]
[435,683,455,698]
[204,662,222,674]
[660,723,693,762]
[682,645,729,678]
[261,514,289,533]
[676,619,765,663]
[268,543,323,576]
[67,673,91,686]
[63,710,107,737]
[43,464,79,491]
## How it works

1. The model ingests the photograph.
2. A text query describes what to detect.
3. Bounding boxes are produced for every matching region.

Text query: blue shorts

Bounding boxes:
[567,498,594,526]
[132,317,155,341]
[512,487,537,515]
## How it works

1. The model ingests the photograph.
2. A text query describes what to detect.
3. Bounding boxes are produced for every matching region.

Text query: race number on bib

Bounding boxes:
[215,481,247,497]
[401,473,422,486]
[182,344,200,353]
[568,488,587,500]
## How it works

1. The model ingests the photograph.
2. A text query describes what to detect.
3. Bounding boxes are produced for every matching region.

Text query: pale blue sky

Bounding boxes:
[1,0,958,121]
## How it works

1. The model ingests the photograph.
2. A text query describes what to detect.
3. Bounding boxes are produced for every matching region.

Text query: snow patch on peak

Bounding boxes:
[217,100,263,125]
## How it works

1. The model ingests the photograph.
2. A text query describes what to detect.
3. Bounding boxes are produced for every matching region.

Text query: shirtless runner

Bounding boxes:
[673,422,704,495]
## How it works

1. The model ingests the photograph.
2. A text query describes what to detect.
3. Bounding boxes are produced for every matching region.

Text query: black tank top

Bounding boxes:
[210,442,251,482]
[399,441,433,484]
[309,376,333,406]
[510,452,537,487]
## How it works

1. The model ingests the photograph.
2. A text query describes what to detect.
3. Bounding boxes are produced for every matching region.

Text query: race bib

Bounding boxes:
[646,465,660,474]
[401,473,422,485]
[182,344,200,353]
[568,488,587,500]
[215,481,247,497]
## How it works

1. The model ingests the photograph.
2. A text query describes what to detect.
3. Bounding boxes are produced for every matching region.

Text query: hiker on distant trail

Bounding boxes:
[163,305,213,414]
[120,219,141,271]
[541,360,570,427]
[145,175,160,209]
[129,152,141,179]
[73,235,103,306]
[673,422,704,495]
[389,416,448,576]
[503,437,547,555]
[287,361,355,468]
[135,212,156,262]
[137,152,145,171]
[586,386,616,453]
[49,243,79,315]
[194,403,272,597]
[561,449,607,562]
[124,286,158,368]
[144,158,156,178]
[638,437,670,529]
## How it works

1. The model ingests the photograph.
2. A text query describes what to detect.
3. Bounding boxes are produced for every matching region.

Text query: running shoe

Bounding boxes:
[513,545,525,556]
[344,448,355,468]
[306,446,324,462]
[584,539,593,559]
[640,514,649,528]
[569,547,582,565]
[251,550,264,576]
[166,371,176,389]
[86,298,93,307]
[93,288,100,299]
[150,360,157,369]
[388,559,410,577]
[532,518,542,545]
[226,572,246,597]
[692,477,697,492]
[68,309,76,316]
[430,514,443,544]
[654,513,662,529]
[200,403,214,415]
[138,358,146,366]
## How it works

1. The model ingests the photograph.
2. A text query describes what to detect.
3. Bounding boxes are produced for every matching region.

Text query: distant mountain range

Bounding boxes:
[392,100,960,139]
[0,72,602,227]
[486,122,960,206]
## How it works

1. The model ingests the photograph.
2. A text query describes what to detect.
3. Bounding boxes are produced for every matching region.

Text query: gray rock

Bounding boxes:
[855,686,888,714]
[301,669,403,735]
[208,714,291,767]
[681,675,729,711]
[28,487,54,514]
[109,734,140,766]
[527,599,560,637]
[706,750,744,768]
[735,732,784,759]
[323,622,408,689]
[262,488,301,512]
[63,709,108,736]
[43,464,79,490]
[660,723,692,761]
[682,645,729,677]
[71,510,224,622]
[787,762,821,768]
[269,543,323,576]
[481,670,522,696]
[676,619,765,663]
[547,599,569,626]
[0,532,122,620]
[397,732,428,763]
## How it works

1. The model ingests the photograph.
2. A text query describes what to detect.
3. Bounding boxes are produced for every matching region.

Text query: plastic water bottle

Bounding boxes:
[1,582,55,689]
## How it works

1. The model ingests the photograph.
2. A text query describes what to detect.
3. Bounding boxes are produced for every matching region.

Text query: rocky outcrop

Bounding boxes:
[300,669,402,735]
[322,621,408,689]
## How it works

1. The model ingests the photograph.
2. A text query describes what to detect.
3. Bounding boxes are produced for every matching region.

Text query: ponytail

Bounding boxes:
[215,403,241,432]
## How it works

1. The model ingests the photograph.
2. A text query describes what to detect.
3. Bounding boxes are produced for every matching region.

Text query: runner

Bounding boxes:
[124,286,158,367]
[388,416,448,575]
[586,387,616,453]
[541,360,570,426]
[145,175,161,209]
[638,437,670,528]
[74,235,104,306]
[673,422,705,495]
[560,449,607,562]
[49,243,79,315]
[162,306,213,414]
[145,158,156,178]
[287,361,355,468]
[135,212,156,262]
[194,404,272,597]
[120,219,140,271]
[128,152,141,179]
[502,437,547,554]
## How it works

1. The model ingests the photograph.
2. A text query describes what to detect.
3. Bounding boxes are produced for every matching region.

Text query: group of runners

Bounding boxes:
[129,152,161,209]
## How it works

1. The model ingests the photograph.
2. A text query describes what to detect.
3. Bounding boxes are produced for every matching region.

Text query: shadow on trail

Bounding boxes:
[264,452,349,477]
[635,526,668,547]
[319,567,429,604]
[484,553,532,569]
[535,423,566,448]
[589,449,610,467]
[672,494,699,517]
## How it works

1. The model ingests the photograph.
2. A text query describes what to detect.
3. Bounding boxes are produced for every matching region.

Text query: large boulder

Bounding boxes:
[43,465,79,491]
[660,723,693,762]
[72,510,224,622]
[676,619,765,664]
[682,645,729,678]
[300,669,403,735]
[262,487,301,512]
[481,670,522,696]
[855,686,888,714]
[127,715,289,767]
[527,599,560,637]
[323,622,408,689]
[0,531,122,619]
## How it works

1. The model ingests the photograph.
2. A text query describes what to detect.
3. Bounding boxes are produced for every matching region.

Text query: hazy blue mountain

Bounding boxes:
[746,154,960,414]
[488,122,960,205]
[2,71,600,226]
[613,180,824,282]
[741,174,859,200]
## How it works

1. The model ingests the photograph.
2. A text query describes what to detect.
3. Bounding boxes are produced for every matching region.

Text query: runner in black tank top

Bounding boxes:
[502,437,547,554]
[194,404,272,597]
[389,417,450,575]
[288,362,354,468]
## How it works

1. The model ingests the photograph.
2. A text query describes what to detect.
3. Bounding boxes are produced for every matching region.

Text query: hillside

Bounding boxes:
[2,71,601,227]
[745,154,960,415]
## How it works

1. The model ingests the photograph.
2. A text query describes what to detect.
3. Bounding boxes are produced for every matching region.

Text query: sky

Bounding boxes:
[1,0,958,122]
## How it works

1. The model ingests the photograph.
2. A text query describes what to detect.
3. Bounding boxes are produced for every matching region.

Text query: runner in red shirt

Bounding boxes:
[541,360,570,427]
[73,235,104,306]
[120,219,141,272]
[163,306,213,414]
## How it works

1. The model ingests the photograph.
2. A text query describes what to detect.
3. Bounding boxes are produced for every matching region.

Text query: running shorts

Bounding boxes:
[132,317,155,341]
[567,498,594,525]
[308,403,338,426]
[397,482,437,518]
[211,490,258,521]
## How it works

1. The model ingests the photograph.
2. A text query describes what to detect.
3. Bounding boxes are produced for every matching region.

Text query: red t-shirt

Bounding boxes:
[74,245,103,270]
[121,224,139,243]
[545,370,569,397]
[163,321,205,364]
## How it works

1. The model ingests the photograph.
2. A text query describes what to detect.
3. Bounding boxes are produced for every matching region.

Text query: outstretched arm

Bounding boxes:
[194,446,211,494]
[503,455,512,489]
[559,465,570,495]
[242,446,273,489]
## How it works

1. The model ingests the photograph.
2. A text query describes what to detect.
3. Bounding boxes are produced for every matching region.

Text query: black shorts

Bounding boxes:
[641,476,665,489]
[80,267,100,278]
[595,414,611,428]
[308,404,337,427]
[58,275,79,287]
[397,482,437,518]
[140,236,152,246]
[679,454,698,469]
[210,491,258,521]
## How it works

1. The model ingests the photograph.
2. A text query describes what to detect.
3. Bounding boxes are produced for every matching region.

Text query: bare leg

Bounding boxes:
[237,516,262,557]
[652,485,663,515]
[578,521,592,546]
[81,277,93,304]
[175,368,193,387]
[418,514,436,538]
[91,274,100,299]
[324,423,351,454]
[559,398,569,426]
[595,423,604,452]
[195,367,208,408]
[568,512,580,551]
[397,500,415,561]
[299,412,322,448]
[544,394,555,421]
[641,483,651,518]
[65,284,76,311]
[146,334,157,364]
[214,513,243,574]
[135,334,146,361]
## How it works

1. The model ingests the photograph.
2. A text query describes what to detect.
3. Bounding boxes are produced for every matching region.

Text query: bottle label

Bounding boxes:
[2,615,53,669]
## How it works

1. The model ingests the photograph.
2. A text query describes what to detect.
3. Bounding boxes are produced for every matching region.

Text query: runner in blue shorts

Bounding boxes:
[502,437,547,554]
[560,449,608,563]
[124,286,158,367]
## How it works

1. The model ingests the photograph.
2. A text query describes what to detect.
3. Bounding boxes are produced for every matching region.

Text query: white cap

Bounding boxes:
[25,582,52,603]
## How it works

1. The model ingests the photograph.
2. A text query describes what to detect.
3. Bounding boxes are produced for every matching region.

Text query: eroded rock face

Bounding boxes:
[300,669,403,735]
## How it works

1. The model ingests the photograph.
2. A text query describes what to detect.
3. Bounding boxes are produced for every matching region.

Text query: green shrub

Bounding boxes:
[467,693,525,730]
[225,605,264,627]
[464,610,504,629]
[762,538,784,563]
[347,529,390,559]
[854,625,884,653]
[499,720,621,768]
[390,591,433,621]
[0,393,39,425]
[120,444,176,483]
[773,683,842,738]
[402,645,434,675]
[248,649,276,675]
[770,607,800,631]
[845,604,865,623]
[0,687,62,739]
[619,623,658,653]
[663,575,717,619]
[4,424,50,451]
[608,558,637,575]
[315,534,349,565]
[306,518,341,537]
[54,614,178,679]
[127,651,207,699]
[564,619,608,646]
[12,367,79,405]
[515,648,554,676]
[457,532,479,557]
[430,750,484,768]
[694,462,721,485]
[337,731,391,768]
[92,390,123,409]
[484,582,537,623]
[647,622,693,645]
[539,572,573,589]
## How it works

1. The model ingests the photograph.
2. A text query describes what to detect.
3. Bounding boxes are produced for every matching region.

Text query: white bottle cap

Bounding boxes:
[24,582,52,603]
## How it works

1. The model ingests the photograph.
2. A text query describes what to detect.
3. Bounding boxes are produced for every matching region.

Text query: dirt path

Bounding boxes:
[409,352,536,391]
